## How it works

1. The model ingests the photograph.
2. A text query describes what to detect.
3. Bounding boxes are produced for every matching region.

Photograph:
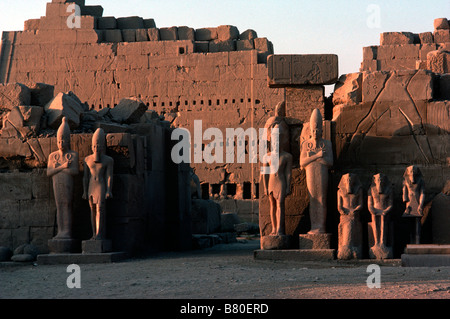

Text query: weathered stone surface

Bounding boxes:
[143,19,156,29]
[195,28,218,41]
[82,239,112,253]
[285,86,324,123]
[268,54,339,87]
[103,29,122,42]
[117,16,144,29]
[333,73,362,106]
[1,105,44,138]
[110,97,147,124]
[217,25,239,42]
[431,181,450,244]
[44,92,83,129]
[299,233,331,249]
[436,74,450,100]
[254,249,336,261]
[427,50,450,73]
[220,212,241,232]
[433,29,450,43]
[11,254,34,262]
[434,18,449,30]
[177,26,195,41]
[159,27,178,41]
[380,32,415,45]
[209,39,236,52]
[261,235,292,250]
[29,83,54,107]
[239,29,257,41]
[48,239,80,254]
[419,32,434,44]
[147,28,160,41]
[97,16,117,29]
[0,83,31,110]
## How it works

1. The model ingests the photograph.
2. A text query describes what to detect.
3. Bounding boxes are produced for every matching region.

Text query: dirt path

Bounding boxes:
[1,239,449,300]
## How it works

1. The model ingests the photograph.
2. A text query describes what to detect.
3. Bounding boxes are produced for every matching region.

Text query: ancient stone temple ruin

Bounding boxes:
[0,0,449,265]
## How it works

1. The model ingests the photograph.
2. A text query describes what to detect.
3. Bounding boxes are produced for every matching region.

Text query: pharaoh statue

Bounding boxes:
[300,108,333,234]
[261,101,293,249]
[402,165,425,244]
[337,173,363,260]
[82,128,114,241]
[368,173,394,259]
[47,117,79,247]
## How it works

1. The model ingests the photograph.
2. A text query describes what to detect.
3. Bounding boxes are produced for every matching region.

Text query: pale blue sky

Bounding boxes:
[1,0,449,84]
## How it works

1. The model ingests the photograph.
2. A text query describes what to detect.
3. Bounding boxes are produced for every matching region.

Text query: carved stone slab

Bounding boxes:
[268,54,339,87]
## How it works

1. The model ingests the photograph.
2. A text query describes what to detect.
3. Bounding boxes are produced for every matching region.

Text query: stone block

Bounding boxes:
[117,16,144,29]
[81,5,104,17]
[377,44,420,60]
[147,28,160,41]
[177,26,195,41]
[236,39,254,51]
[434,18,449,31]
[285,86,324,123]
[401,254,450,267]
[380,32,415,45]
[194,41,209,53]
[159,27,178,41]
[29,83,54,107]
[419,43,438,60]
[405,244,450,254]
[0,173,32,200]
[332,72,362,106]
[363,46,378,60]
[433,29,450,43]
[82,239,112,253]
[143,19,156,29]
[427,50,450,73]
[195,28,218,41]
[48,239,80,254]
[44,92,84,129]
[76,29,102,43]
[0,83,31,110]
[239,29,257,41]
[0,138,32,158]
[103,29,123,43]
[209,39,236,52]
[299,233,332,249]
[419,32,434,44]
[98,16,117,29]
[121,29,136,42]
[217,25,239,42]
[268,54,339,87]
[110,97,147,124]
[260,235,292,250]
[135,29,148,42]
[24,19,40,31]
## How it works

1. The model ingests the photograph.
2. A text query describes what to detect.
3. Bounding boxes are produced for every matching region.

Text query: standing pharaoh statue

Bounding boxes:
[260,101,293,249]
[337,173,363,260]
[402,165,425,244]
[368,173,394,259]
[82,128,114,243]
[47,117,79,253]
[300,109,333,234]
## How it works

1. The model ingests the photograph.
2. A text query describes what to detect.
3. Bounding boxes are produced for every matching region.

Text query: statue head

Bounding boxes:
[310,108,323,140]
[371,173,391,194]
[275,101,286,117]
[404,165,423,185]
[57,117,71,152]
[92,128,106,162]
[339,173,362,195]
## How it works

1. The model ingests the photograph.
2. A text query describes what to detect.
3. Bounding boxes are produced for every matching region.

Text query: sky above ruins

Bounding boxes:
[0,0,449,95]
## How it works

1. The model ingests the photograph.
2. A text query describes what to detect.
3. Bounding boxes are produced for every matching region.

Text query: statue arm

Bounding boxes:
[355,188,364,211]
[261,155,270,195]
[337,191,346,215]
[66,153,79,176]
[382,191,394,215]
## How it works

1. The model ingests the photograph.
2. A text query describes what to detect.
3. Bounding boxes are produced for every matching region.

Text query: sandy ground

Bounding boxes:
[1,238,449,300]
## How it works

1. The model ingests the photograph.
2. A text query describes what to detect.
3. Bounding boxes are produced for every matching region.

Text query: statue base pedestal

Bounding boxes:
[299,233,332,249]
[48,238,80,254]
[82,239,112,254]
[260,235,292,250]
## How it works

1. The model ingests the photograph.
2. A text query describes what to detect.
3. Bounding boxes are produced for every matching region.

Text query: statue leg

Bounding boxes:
[89,199,97,239]
[55,200,72,239]
[96,202,107,240]
[371,214,378,246]
[269,194,277,235]
[276,196,286,235]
